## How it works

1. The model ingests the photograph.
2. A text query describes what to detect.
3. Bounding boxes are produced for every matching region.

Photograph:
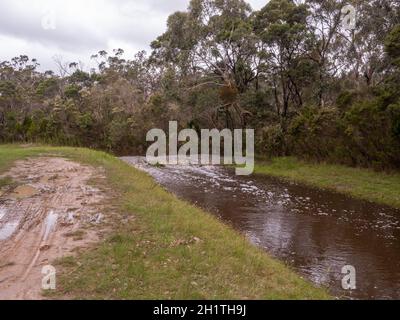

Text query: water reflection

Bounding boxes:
[122,157,400,300]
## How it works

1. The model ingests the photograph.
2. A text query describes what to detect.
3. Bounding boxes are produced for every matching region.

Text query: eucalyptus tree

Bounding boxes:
[254,0,312,120]
[349,0,400,87]
[304,0,351,106]
[151,0,260,128]
[385,25,400,67]
[152,0,258,90]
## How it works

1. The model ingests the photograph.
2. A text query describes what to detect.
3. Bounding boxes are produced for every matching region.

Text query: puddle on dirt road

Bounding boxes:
[10,185,39,199]
[122,157,400,300]
[0,207,6,220]
[0,207,20,241]
[0,157,110,300]
[0,221,20,241]
[43,211,59,241]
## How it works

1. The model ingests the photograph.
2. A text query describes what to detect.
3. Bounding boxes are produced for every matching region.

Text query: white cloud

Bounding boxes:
[0,0,267,71]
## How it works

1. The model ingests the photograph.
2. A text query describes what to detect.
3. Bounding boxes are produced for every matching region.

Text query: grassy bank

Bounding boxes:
[255,157,400,209]
[0,145,328,299]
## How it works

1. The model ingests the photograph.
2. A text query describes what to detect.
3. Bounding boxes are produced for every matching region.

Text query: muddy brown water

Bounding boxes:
[122,157,400,300]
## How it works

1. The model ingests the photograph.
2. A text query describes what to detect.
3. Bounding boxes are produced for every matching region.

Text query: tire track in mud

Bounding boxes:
[0,157,110,300]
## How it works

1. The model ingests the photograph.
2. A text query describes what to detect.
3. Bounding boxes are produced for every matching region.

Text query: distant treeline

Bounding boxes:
[1,0,400,169]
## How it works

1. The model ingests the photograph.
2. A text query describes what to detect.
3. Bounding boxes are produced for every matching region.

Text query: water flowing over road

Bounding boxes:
[123,157,400,300]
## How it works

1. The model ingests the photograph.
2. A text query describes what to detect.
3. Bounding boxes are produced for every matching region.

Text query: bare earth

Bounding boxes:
[0,157,109,300]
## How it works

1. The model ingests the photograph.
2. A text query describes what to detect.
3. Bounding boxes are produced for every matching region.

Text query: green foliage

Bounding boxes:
[36,78,58,98]
[336,91,358,109]
[388,103,400,138]
[0,0,399,170]
[385,25,400,66]
[283,90,400,168]
[255,0,309,43]
[288,106,342,162]
[0,81,17,98]
[257,124,286,157]
[64,84,81,99]
[69,70,91,84]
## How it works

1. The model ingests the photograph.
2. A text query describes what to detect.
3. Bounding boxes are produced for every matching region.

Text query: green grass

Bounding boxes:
[0,176,13,189]
[0,145,329,300]
[255,157,400,209]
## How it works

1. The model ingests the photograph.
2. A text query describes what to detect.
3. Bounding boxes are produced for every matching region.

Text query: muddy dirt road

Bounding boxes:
[0,158,108,300]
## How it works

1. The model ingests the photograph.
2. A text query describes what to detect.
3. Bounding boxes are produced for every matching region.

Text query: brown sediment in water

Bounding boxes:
[123,156,400,300]
[9,185,39,199]
[0,157,110,300]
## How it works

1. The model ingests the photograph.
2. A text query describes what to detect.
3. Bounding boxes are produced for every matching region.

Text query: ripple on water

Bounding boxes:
[122,156,400,300]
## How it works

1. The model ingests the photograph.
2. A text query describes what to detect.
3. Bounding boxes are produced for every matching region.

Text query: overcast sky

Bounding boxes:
[0,0,267,72]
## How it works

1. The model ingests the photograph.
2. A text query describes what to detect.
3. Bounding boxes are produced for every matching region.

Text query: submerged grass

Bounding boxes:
[0,145,329,300]
[255,157,400,209]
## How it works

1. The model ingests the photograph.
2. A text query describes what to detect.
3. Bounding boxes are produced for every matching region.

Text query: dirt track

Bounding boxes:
[0,157,108,300]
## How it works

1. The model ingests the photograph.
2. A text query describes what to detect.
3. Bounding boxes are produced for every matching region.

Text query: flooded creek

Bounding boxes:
[123,157,400,300]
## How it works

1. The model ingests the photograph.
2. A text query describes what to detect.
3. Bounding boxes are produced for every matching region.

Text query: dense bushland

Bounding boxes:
[0,0,399,168]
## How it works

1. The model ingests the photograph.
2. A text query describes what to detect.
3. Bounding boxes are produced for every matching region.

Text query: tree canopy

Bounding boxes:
[1,0,399,168]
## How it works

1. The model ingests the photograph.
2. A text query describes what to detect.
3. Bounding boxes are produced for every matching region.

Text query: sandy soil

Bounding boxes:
[0,157,109,300]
